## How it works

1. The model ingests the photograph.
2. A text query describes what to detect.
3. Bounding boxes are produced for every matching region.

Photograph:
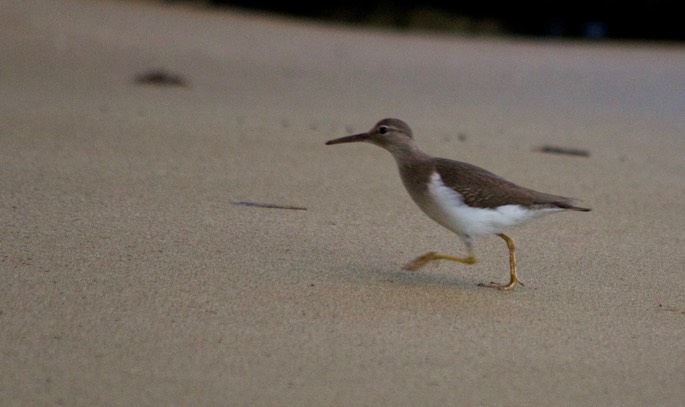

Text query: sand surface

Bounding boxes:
[2,1,684,405]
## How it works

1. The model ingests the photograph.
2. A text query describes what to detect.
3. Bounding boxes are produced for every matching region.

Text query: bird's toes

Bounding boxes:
[402,252,437,270]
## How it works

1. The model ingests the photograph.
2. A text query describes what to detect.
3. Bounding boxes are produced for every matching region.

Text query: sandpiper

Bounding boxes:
[325,118,590,290]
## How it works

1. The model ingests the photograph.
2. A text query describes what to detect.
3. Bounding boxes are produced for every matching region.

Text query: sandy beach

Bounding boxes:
[2,0,684,405]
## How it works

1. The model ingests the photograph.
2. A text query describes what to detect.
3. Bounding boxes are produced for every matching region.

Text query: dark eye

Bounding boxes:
[378,125,389,135]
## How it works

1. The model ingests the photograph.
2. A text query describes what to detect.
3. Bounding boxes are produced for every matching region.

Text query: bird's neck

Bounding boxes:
[386,143,435,197]
[385,141,432,167]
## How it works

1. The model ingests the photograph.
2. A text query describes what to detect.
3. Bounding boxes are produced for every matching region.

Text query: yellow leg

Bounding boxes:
[403,249,477,271]
[478,233,524,290]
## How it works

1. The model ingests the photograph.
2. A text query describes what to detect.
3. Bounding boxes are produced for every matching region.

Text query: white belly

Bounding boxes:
[410,172,561,238]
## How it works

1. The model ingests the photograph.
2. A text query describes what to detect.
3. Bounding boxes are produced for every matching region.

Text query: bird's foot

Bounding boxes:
[403,252,439,270]
[403,252,477,271]
[477,276,524,291]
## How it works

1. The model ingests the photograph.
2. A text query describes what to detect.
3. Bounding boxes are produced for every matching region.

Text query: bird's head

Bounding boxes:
[325,118,415,154]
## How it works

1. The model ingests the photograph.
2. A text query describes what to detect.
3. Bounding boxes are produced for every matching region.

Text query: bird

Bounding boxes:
[325,118,590,290]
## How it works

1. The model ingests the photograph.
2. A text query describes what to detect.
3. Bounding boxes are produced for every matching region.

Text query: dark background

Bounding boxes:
[200,1,683,40]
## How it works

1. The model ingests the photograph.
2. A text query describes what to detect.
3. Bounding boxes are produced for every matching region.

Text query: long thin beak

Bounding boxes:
[325,132,370,145]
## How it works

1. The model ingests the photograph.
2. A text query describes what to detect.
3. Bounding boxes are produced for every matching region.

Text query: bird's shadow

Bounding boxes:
[356,264,485,290]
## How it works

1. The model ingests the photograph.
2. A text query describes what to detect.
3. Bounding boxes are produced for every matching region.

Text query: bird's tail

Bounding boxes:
[555,200,591,212]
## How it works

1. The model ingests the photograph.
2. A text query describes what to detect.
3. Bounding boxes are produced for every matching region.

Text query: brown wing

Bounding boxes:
[435,158,590,211]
